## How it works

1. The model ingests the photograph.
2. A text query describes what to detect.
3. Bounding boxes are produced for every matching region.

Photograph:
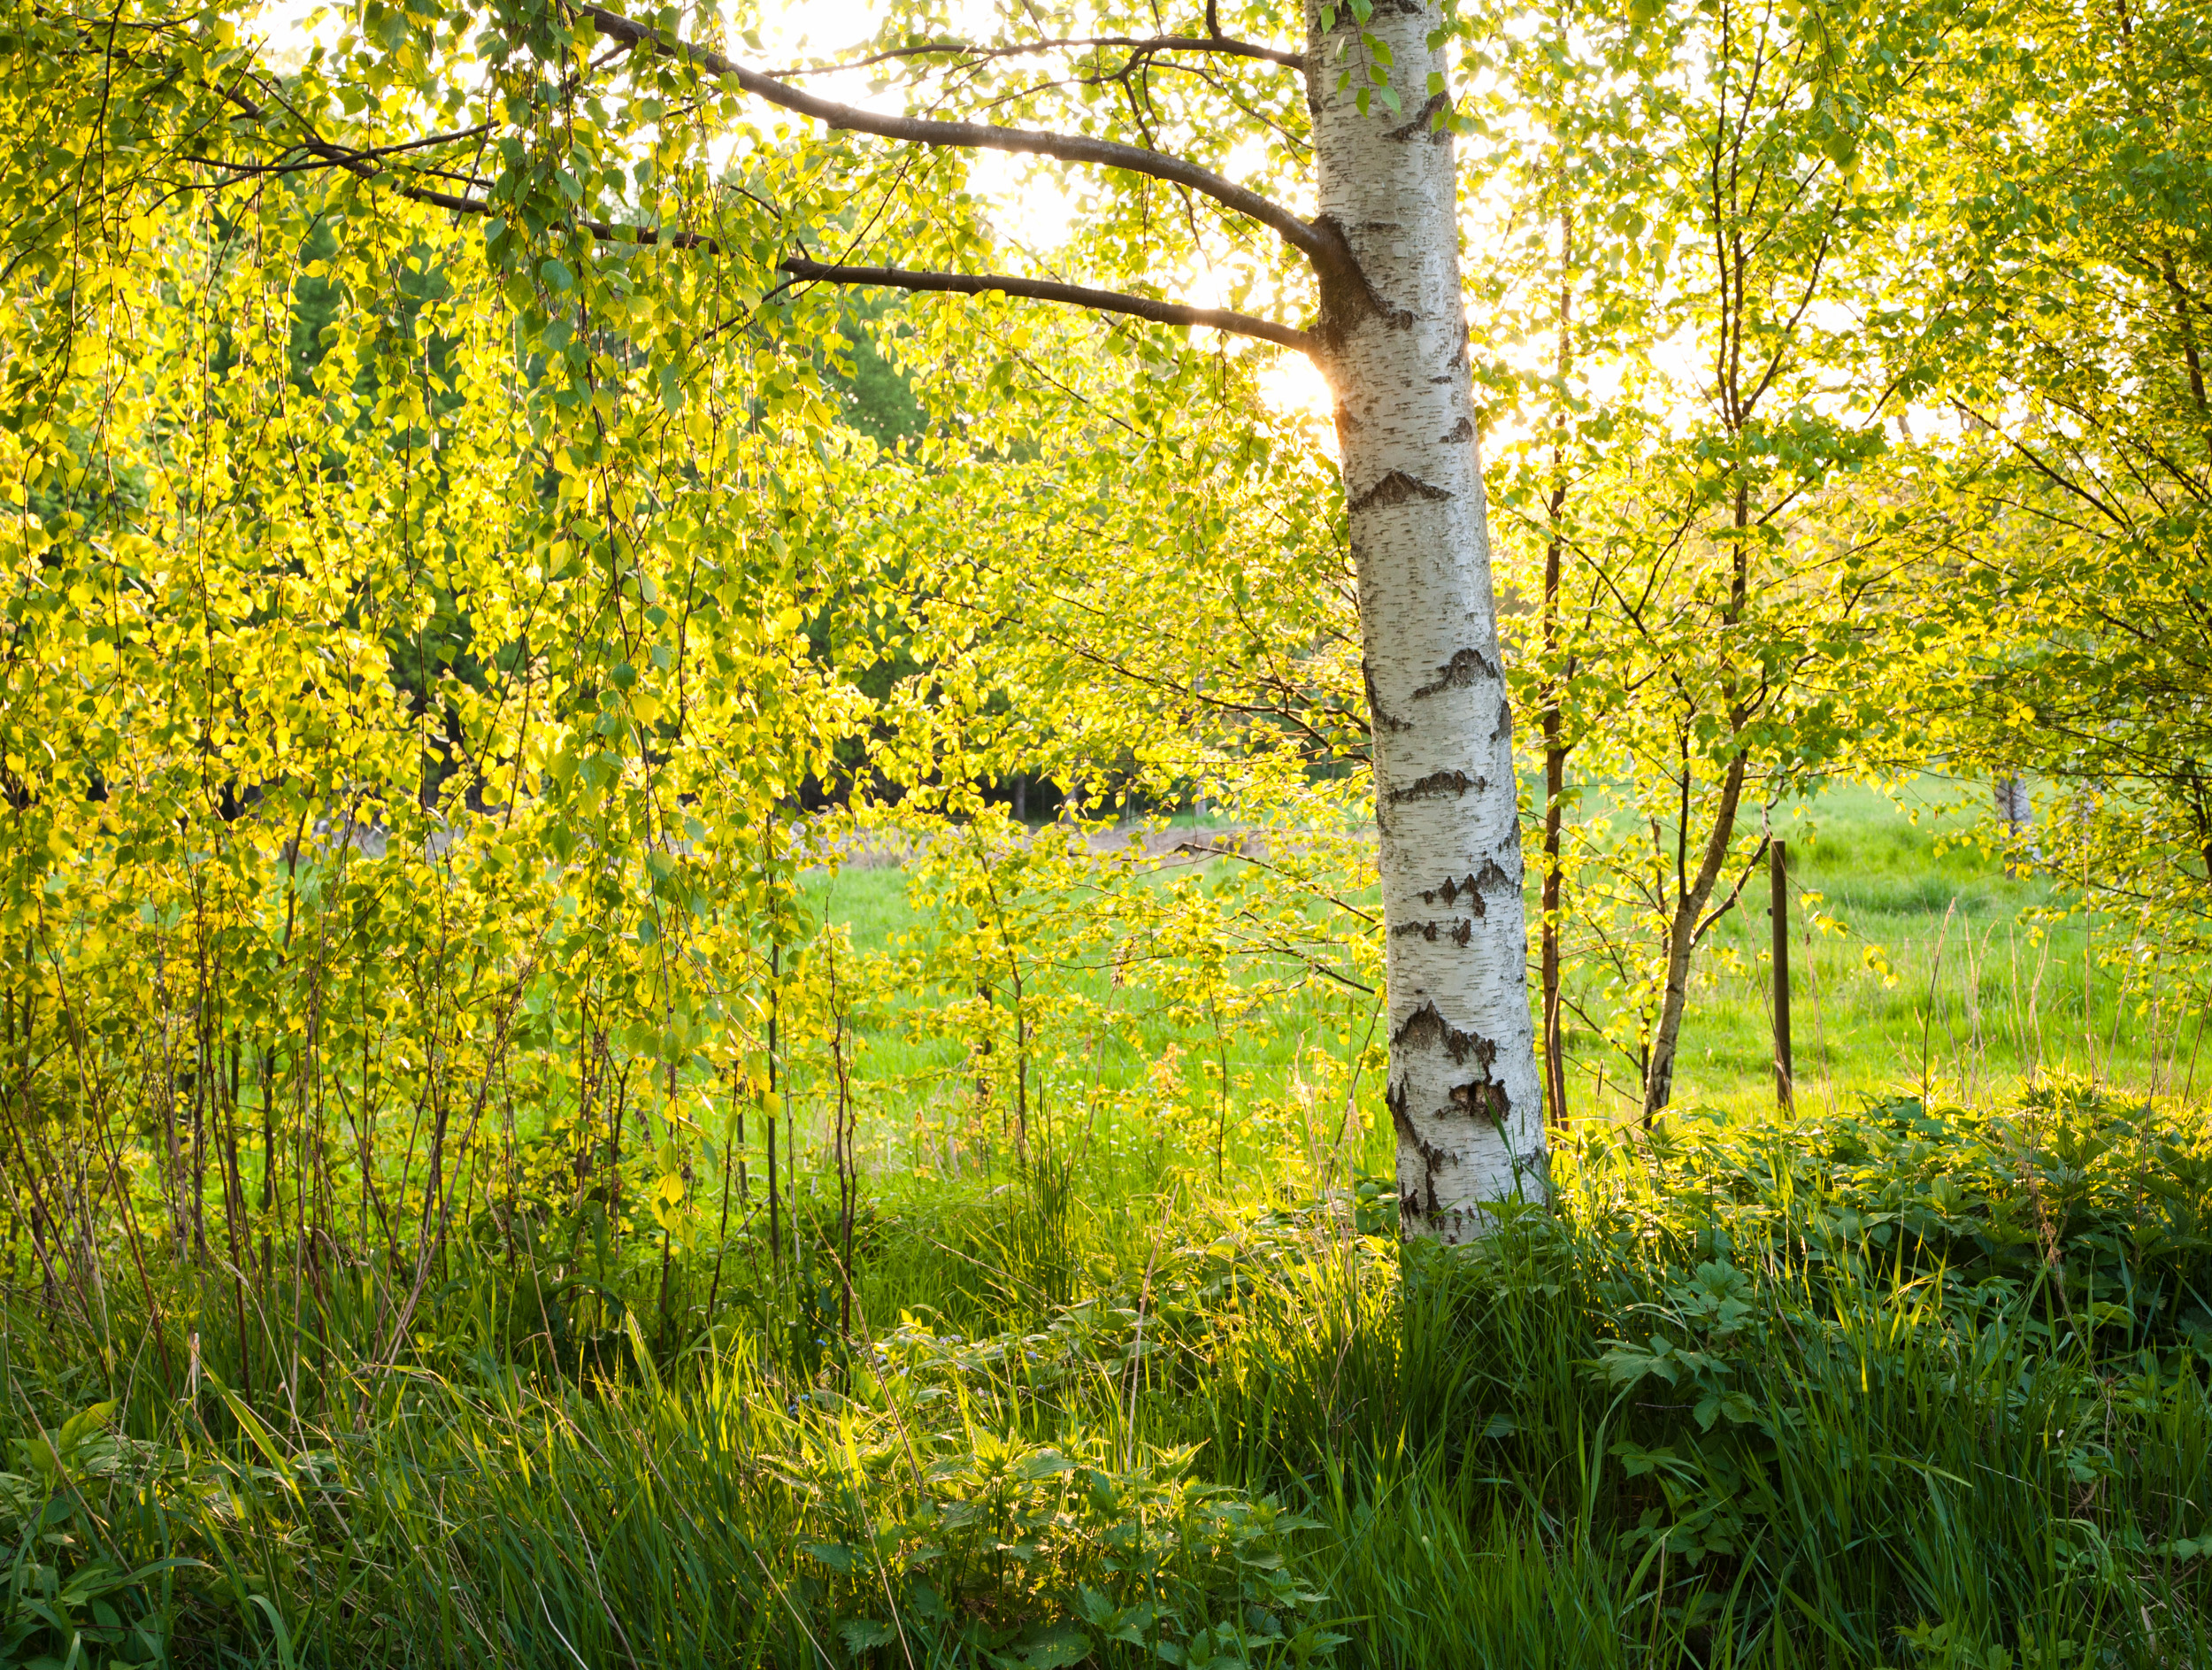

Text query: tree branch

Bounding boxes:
[772,34,1304,77]
[578,4,1339,274]
[778,256,1311,352]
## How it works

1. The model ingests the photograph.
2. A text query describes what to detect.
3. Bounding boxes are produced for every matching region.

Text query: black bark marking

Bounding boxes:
[1409,646,1500,699]
[1386,769,1481,804]
[1362,658,1409,734]
[1386,1077,1414,1142]
[1332,237,1417,331]
[1418,860,1513,909]
[1392,917,1478,942]
[1517,1146,1551,1192]
[1385,91,1454,143]
[1449,1081,1511,1127]
[1421,327,1472,385]
[1387,1079,1452,1200]
[1392,1000,1497,1068]
[1325,0,1420,32]
[1491,697,1514,742]
[1442,415,1475,443]
[1310,213,1407,351]
[1350,469,1452,512]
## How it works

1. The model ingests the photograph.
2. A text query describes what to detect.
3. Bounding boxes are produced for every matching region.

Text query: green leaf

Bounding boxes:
[1021,1626,1091,1669]
[1610,1440,1683,1479]
[839,1619,898,1651]
[54,1402,114,1459]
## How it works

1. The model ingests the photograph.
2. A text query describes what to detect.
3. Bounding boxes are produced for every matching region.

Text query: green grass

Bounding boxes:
[799,835,1396,1199]
[1653,777,2196,1121]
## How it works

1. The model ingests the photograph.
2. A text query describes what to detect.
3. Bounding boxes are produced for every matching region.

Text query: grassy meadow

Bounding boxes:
[7,781,2212,1669]
[1583,777,2198,1120]
[811,775,2193,1179]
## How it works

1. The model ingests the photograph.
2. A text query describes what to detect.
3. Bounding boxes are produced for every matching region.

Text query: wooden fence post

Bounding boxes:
[1771,840,1793,1109]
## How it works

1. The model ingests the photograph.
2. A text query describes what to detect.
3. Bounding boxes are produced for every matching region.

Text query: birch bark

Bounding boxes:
[1307,0,1546,1239]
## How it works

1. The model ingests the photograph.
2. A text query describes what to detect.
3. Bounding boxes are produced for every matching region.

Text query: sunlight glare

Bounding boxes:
[968,151,1077,252]
[1259,356,1338,448]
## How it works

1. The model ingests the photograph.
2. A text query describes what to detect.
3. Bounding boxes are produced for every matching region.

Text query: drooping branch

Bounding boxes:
[577,4,1347,281]
[778,257,1311,353]
[208,78,727,247]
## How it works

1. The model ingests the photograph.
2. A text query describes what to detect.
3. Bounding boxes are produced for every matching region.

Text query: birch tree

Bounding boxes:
[1295,0,1546,1231]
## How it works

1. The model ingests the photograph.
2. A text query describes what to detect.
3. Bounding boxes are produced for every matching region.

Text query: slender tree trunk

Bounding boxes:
[258,1046,276,1281]
[1640,750,1749,1120]
[1770,839,1793,1107]
[1993,774,2032,879]
[766,943,780,1267]
[1540,204,1574,1135]
[1309,0,1545,1240]
[1540,653,1569,1134]
[827,946,854,1341]
[1640,473,1757,1121]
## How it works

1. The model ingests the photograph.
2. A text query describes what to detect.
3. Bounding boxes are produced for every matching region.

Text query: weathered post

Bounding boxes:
[1770,840,1793,1108]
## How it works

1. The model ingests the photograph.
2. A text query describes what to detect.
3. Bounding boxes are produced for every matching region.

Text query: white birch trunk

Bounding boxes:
[1306,0,1546,1239]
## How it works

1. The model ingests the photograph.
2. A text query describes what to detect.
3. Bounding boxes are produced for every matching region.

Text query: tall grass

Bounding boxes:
[9,1081,2212,1668]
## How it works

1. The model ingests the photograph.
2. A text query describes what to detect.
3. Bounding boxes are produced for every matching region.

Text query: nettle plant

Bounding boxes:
[792,1423,1343,1670]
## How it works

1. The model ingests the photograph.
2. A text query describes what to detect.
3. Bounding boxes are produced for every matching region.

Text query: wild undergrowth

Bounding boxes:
[6,1081,2212,1668]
